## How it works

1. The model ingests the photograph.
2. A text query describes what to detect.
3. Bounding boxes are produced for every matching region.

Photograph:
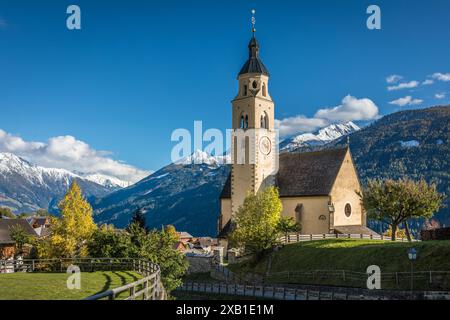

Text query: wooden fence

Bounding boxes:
[0,258,166,300]
[278,233,418,244]
[177,281,442,300]
[264,270,450,291]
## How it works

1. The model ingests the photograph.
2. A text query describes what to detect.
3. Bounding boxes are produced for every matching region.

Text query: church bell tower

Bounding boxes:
[230,11,278,215]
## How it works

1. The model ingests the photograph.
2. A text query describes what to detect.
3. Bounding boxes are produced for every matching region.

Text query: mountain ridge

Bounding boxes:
[0,152,123,213]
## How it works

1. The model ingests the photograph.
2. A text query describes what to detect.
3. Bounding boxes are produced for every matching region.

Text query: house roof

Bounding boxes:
[0,219,38,244]
[177,231,193,239]
[220,147,349,199]
[27,217,50,227]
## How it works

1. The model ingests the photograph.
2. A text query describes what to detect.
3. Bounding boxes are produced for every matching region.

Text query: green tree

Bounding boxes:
[146,227,188,293]
[0,207,15,219]
[277,217,301,238]
[40,180,97,258]
[125,222,188,294]
[230,187,283,259]
[9,225,31,255]
[87,224,131,258]
[128,208,148,233]
[358,178,445,241]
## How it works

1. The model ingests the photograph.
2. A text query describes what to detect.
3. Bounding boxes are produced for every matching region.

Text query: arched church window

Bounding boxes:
[260,112,269,129]
[262,83,267,97]
[243,85,248,96]
[345,203,352,217]
[252,80,258,89]
[240,113,249,129]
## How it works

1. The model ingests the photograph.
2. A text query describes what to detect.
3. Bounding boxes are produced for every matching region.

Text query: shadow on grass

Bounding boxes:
[112,271,128,286]
[93,273,112,295]
[123,271,139,282]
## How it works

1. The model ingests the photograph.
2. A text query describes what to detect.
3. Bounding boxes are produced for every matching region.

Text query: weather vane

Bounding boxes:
[251,9,256,34]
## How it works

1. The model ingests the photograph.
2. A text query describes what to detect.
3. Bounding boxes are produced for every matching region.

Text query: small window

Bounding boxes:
[345,203,352,217]
[243,85,248,96]
[252,80,258,89]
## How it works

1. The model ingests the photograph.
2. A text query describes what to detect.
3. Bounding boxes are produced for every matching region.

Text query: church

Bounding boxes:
[218,27,377,239]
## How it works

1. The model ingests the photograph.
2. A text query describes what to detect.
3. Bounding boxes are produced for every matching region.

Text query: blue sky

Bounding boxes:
[1,0,449,181]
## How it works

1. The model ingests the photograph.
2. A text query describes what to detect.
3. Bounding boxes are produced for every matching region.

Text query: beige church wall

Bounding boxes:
[220,199,232,231]
[330,151,365,227]
[281,196,330,234]
[231,164,255,214]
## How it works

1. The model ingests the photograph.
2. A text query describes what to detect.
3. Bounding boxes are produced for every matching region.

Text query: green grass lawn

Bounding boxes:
[0,271,142,300]
[228,239,450,290]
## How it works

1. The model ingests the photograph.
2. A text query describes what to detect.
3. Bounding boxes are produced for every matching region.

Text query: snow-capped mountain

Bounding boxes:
[175,149,230,166]
[0,152,122,214]
[81,173,130,189]
[280,122,360,152]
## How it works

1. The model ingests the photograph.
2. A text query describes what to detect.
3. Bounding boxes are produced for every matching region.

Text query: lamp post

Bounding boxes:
[407,248,417,300]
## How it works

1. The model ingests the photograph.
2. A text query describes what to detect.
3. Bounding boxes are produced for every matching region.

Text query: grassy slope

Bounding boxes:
[228,239,450,290]
[0,271,141,300]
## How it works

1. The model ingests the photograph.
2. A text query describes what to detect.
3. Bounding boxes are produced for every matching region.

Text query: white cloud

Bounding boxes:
[276,95,379,137]
[422,79,434,85]
[314,95,379,122]
[387,81,419,91]
[386,75,402,84]
[389,96,423,107]
[275,117,328,137]
[0,129,149,183]
[432,72,450,82]
[435,93,446,99]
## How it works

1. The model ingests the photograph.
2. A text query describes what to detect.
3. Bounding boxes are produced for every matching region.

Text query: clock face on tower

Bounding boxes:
[259,136,271,155]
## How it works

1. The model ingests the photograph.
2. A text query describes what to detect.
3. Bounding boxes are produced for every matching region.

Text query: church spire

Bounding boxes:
[238,9,269,77]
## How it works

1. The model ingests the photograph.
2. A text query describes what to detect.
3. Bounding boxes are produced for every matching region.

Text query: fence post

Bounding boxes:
[396,272,399,286]
[129,285,136,300]
[143,280,149,300]
[310,234,312,241]
[297,234,300,242]
[32,260,35,272]
[342,270,346,281]
[429,271,432,284]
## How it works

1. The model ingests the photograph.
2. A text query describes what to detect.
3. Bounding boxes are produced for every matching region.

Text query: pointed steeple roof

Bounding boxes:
[238,34,270,77]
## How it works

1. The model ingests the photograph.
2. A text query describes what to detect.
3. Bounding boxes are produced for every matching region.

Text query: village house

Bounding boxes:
[177,231,194,245]
[0,219,38,259]
[26,216,51,237]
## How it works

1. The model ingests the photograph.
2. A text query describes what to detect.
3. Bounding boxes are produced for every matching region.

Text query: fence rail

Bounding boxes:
[264,269,450,290]
[177,281,450,300]
[0,258,166,300]
[278,233,418,244]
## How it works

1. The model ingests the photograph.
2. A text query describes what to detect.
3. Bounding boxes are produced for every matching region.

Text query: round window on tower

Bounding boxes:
[345,203,352,218]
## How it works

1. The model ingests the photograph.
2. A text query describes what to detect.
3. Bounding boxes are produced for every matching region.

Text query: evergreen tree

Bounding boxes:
[128,208,148,232]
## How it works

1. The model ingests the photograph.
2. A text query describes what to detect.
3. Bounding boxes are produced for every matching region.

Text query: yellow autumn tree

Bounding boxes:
[42,180,97,258]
